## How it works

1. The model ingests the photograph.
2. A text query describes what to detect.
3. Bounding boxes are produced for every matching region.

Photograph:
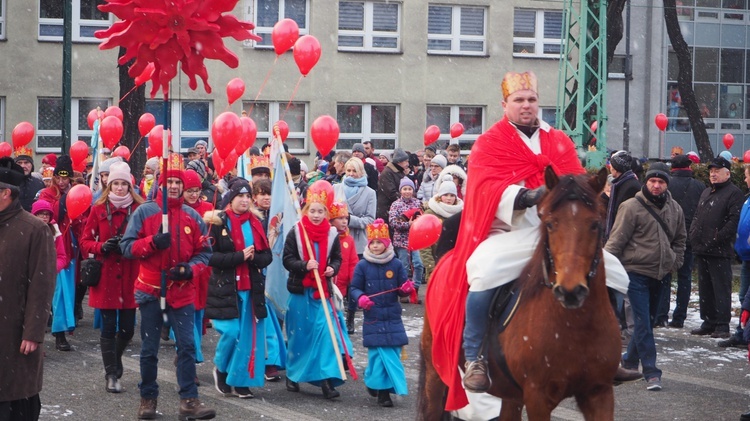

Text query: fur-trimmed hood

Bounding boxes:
[433,164,467,197]
[203,207,263,226]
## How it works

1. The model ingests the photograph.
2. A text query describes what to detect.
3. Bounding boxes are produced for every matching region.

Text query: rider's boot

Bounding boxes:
[461,289,496,393]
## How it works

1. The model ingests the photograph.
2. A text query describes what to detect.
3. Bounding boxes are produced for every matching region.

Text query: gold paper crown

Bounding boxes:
[501,71,538,99]
[14,146,33,158]
[329,202,349,219]
[366,219,390,241]
[159,153,185,173]
[250,155,271,170]
[306,188,329,207]
[42,167,55,179]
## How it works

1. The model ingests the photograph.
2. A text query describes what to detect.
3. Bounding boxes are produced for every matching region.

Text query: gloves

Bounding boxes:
[358,295,374,311]
[742,310,750,329]
[152,232,171,250]
[514,186,547,210]
[400,280,415,295]
[168,263,193,281]
[101,237,120,254]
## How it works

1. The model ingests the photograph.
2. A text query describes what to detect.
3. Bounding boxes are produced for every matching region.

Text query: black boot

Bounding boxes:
[285,377,299,392]
[377,390,393,407]
[346,311,355,334]
[74,285,87,323]
[115,335,130,379]
[54,332,71,351]
[321,379,340,399]
[100,337,122,393]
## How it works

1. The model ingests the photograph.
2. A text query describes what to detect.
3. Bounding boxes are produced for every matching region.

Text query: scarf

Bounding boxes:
[606,170,638,237]
[363,244,395,264]
[108,191,134,209]
[641,185,668,209]
[224,208,270,290]
[299,215,332,299]
[428,196,464,219]
[342,175,367,200]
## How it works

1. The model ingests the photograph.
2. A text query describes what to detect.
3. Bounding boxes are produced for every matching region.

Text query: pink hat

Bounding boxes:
[31,200,54,216]
[107,162,132,186]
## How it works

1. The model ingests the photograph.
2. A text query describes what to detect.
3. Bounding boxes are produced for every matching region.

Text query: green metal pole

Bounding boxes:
[62,0,72,153]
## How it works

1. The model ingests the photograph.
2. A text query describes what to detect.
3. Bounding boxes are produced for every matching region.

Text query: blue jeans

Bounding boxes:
[137,296,198,399]
[671,247,694,324]
[622,272,664,380]
[462,289,496,361]
[395,247,424,289]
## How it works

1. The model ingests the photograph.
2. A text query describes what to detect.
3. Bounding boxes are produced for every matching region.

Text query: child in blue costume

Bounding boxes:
[349,219,412,407]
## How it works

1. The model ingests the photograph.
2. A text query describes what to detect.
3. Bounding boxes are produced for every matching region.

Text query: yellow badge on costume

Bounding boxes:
[184,226,192,235]
[386,270,394,279]
[343,242,349,249]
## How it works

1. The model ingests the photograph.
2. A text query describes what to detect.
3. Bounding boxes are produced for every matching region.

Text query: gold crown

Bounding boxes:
[501,71,538,99]
[329,202,349,219]
[250,155,271,170]
[366,219,390,241]
[159,153,185,173]
[42,167,55,179]
[14,146,33,158]
[306,188,329,207]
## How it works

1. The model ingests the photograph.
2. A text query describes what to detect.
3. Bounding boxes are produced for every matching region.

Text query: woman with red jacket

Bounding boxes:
[80,162,143,393]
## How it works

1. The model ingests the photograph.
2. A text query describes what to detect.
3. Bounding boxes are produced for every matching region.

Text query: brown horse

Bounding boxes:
[419,167,621,421]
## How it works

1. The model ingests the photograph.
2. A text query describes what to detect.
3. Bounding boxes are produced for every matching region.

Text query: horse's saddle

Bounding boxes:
[489,282,522,334]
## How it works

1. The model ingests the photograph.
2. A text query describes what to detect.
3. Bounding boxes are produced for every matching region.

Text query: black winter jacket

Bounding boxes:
[605,171,640,238]
[689,180,744,258]
[205,211,272,320]
[19,175,44,212]
[283,225,342,295]
[668,169,705,233]
[376,162,407,221]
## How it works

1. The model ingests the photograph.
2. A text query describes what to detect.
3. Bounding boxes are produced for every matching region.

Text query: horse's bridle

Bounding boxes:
[540,222,603,289]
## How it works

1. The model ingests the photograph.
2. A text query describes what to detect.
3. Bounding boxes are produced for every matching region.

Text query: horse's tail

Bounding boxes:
[417,310,452,421]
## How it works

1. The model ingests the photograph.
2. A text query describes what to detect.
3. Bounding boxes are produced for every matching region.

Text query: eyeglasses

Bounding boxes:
[185,189,201,195]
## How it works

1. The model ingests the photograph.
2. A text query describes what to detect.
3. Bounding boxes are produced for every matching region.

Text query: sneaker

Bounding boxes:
[264,366,281,382]
[718,336,746,349]
[233,387,254,399]
[646,377,662,391]
[213,368,234,396]
[178,397,215,420]
[462,360,491,393]
[710,330,731,339]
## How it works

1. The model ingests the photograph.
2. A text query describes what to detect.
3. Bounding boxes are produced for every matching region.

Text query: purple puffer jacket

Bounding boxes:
[388,197,422,248]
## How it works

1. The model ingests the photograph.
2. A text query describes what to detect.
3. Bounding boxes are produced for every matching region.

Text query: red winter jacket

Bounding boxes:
[80,201,140,310]
[120,197,212,309]
[334,233,358,295]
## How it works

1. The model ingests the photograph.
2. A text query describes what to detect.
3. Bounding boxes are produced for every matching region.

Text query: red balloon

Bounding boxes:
[274,120,289,141]
[424,125,440,146]
[212,152,227,178]
[723,133,735,150]
[66,184,92,219]
[212,112,242,159]
[224,150,239,174]
[654,113,668,131]
[73,160,87,173]
[148,125,165,154]
[226,77,245,105]
[134,62,155,86]
[272,18,299,55]
[87,109,102,129]
[590,120,598,133]
[11,122,35,148]
[310,115,339,157]
[0,142,11,158]
[408,214,443,251]
[450,123,464,138]
[744,150,750,163]
[234,117,258,155]
[138,113,156,137]
[104,106,124,122]
[69,140,89,165]
[147,144,159,159]
[113,145,131,161]
[100,116,124,149]
[293,35,321,76]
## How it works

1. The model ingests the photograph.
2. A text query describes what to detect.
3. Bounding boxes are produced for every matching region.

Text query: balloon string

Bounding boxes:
[119,85,138,103]
[246,56,278,116]
[280,76,303,121]
[126,135,146,162]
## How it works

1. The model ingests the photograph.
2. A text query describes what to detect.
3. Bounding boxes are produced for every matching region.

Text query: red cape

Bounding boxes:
[425,117,584,410]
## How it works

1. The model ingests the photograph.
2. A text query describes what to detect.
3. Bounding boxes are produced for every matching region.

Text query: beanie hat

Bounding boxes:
[365,157,377,168]
[366,218,391,249]
[186,159,207,181]
[719,150,733,162]
[671,154,692,169]
[194,140,208,150]
[609,150,632,173]
[687,151,701,164]
[645,162,670,185]
[436,174,457,197]
[299,160,309,173]
[183,169,202,190]
[225,179,252,206]
[352,143,366,156]
[0,157,25,188]
[42,153,57,167]
[107,161,132,186]
[99,156,123,175]
[145,157,159,172]
[31,199,54,217]
[431,154,447,169]
[54,155,74,178]
[392,148,409,164]
[399,177,415,192]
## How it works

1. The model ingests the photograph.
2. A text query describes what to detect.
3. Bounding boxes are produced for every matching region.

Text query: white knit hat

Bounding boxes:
[107,162,132,186]
[436,174,457,197]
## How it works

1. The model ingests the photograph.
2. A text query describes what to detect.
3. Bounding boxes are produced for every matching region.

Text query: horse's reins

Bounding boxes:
[541,218,604,289]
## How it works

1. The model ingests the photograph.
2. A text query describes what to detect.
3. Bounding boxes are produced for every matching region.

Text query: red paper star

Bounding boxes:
[95,0,261,99]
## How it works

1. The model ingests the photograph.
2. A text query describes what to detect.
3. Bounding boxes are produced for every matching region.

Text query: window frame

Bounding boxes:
[145,100,214,153]
[36,97,112,153]
[425,104,483,153]
[336,103,399,152]
[512,8,564,59]
[38,0,111,43]
[240,100,309,154]
[337,1,402,53]
[0,97,4,144]
[0,0,7,40]
[243,0,310,49]
[427,4,487,56]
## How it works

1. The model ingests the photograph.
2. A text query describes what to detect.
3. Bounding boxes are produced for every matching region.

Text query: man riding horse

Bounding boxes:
[425,71,638,411]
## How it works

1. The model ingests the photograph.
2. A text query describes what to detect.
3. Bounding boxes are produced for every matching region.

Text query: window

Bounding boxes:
[426,105,483,151]
[240,101,308,153]
[337,104,398,150]
[513,9,563,58]
[245,0,309,49]
[608,54,632,80]
[540,108,558,129]
[39,0,110,42]
[145,100,212,153]
[37,97,110,152]
[0,0,6,40]
[427,5,487,55]
[338,1,401,52]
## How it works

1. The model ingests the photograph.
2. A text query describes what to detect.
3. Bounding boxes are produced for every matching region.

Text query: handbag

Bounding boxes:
[80,256,103,287]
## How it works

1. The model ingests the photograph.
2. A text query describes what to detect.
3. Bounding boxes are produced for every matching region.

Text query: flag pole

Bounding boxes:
[160,97,169,313]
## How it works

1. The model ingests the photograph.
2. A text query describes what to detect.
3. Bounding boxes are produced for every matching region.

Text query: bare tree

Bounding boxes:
[117,47,147,183]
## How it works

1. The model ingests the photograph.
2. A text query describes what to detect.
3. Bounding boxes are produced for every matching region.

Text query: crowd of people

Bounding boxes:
[3,70,750,421]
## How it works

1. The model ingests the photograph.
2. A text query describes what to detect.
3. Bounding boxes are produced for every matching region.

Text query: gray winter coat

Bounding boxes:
[334,183,376,254]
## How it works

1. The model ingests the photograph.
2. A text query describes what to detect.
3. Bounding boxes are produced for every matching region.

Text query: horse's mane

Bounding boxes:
[515,173,603,298]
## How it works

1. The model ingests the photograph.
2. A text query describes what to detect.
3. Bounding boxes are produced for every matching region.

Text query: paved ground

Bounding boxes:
[37,287,750,420]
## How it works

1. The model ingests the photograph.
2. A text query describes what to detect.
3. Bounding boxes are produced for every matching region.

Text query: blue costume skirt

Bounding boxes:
[265,304,287,369]
[213,291,265,387]
[364,347,408,395]
[51,260,76,334]
[285,289,354,387]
